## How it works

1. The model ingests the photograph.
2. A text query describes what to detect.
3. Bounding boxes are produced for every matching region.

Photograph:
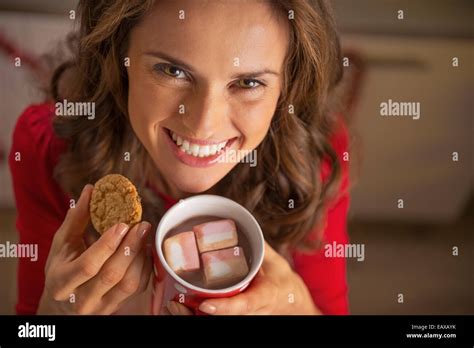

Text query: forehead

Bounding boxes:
[131,0,290,73]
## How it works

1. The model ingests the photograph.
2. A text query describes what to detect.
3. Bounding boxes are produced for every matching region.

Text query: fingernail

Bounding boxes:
[82,184,93,195]
[138,222,151,238]
[199,302,216,314]
[115,223,129,238]
[78,185,90,202]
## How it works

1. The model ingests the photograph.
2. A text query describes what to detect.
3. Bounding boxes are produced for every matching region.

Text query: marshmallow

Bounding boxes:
[193,219,238,253]
[163,231,200,275]
[201,247,249,288]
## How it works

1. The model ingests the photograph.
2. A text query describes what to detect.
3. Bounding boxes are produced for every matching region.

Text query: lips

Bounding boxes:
[163,128,238,168]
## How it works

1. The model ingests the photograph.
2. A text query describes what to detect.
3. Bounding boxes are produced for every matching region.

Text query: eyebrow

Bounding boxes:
[231,69,280,79]
[145,50,196,72]
[144,50,280,78]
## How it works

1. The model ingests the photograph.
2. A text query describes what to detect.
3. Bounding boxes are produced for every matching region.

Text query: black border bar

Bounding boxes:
[0,315,472,346]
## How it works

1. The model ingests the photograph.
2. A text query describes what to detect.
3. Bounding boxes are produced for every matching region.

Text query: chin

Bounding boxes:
[159,164,229,194]
[153,151,238,195]
[171,174,220,194]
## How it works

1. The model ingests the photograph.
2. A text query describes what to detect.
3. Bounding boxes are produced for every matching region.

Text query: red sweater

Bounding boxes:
[8,103,351,315]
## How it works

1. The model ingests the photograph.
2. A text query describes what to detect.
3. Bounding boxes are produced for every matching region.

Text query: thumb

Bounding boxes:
[58,184,94,242]
[263,240,279,260]
[261,240,287,271]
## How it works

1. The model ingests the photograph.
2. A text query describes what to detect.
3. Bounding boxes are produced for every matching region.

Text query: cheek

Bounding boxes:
[127,69,181,143]
[232,97,277,149]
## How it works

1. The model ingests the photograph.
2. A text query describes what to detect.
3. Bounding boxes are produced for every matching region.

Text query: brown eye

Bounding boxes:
[154,64,187,79]
[237,79,261,89]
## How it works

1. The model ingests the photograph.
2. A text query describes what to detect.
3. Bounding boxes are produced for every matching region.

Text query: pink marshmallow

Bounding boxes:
[193,219,238,253]
[163,231,200,275]
[201,247,249,288]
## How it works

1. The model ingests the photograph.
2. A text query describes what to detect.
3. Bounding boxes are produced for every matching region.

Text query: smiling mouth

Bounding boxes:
[164,128,237,158]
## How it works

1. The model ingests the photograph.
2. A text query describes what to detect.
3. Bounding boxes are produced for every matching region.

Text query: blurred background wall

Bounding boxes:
[0,0,472,314]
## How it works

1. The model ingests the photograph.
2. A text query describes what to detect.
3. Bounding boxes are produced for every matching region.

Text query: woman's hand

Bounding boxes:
[167,242,320,315]
[37,185,153,315]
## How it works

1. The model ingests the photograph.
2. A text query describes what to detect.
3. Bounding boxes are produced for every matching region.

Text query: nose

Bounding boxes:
[181,86,228,139]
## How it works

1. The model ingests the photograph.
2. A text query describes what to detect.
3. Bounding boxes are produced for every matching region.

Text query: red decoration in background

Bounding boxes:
[0,31,46,165]
[0,31,43,73]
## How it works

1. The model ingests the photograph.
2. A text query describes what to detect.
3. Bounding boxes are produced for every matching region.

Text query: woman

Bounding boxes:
[9,0,350,315]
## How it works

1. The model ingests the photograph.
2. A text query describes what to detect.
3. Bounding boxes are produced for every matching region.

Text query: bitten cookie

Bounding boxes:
[89,174,142,234]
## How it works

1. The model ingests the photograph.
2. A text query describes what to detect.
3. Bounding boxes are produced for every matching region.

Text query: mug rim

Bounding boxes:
[155,194,265,294]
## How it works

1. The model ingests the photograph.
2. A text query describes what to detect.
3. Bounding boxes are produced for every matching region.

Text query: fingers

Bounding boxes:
[58,184,94,241]
[111,239,148,297]
[198,272,270,315]
[79,222,151,298]
[263,240,281,261]
[198,292,261,315]
[136,245,153,294]
[261,241,289,273]
[49,185,93,260]
[100,242,152,312]
[51,222,130,299]
[166,301,193,315]
[101,250,146,312]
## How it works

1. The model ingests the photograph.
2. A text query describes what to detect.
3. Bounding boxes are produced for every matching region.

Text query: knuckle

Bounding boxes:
[78,259,100,278]
[118,278,140,295]
[102,237,118,254]
[100,267,123,286]
[45,280,65,302]
[51,287,65,302]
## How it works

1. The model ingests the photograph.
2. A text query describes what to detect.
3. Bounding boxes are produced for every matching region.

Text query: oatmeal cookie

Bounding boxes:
[89,174,142,234]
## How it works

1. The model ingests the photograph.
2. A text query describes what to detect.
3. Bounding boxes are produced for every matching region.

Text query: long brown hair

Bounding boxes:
[51,0,345,251]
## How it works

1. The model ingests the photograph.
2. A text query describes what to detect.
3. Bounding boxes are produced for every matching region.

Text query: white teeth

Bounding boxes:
[199,145,210,157]
[182,140,190,151]
[210,144,217,155]
[170,130,229,158]
[190,144,199,157]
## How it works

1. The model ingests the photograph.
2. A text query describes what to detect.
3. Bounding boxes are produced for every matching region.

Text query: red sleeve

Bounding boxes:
[292,116,351,315]
[8,103,69,315]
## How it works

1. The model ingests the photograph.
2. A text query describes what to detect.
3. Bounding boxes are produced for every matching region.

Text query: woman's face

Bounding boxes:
[127,0,289,195]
